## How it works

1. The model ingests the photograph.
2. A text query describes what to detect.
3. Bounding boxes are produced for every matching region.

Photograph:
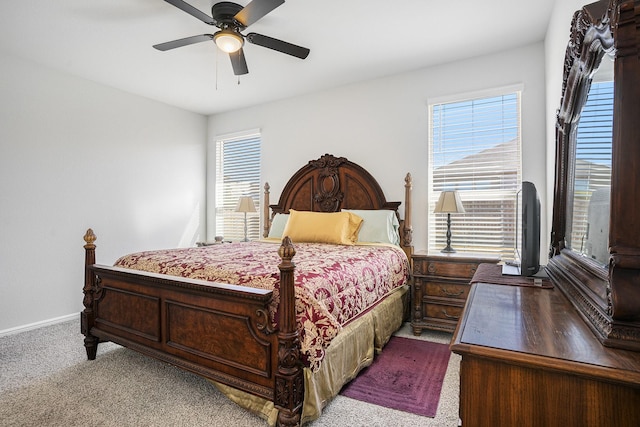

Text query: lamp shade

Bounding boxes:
[434,191,465,214]
[235,196,256,213]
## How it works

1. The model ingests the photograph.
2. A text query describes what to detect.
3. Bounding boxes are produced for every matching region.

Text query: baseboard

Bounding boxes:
[0,313,78,337]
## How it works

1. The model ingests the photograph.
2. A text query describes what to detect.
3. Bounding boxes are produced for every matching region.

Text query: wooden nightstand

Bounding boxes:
[411,252,500,335]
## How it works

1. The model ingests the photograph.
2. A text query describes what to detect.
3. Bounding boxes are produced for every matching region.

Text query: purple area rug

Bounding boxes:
[339,336,451,418]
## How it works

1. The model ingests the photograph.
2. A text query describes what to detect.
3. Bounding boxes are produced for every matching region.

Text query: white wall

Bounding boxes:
[208,42,548,255]
[0,53,207,333]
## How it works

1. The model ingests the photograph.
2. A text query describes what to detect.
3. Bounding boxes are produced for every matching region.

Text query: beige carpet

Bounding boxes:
[0,319,460,426]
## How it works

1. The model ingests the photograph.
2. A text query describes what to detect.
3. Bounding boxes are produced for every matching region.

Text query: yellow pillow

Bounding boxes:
[282,210,363,245]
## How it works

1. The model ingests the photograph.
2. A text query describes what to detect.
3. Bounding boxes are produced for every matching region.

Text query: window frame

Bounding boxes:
[214,130,261,242]
[427,85,523,259]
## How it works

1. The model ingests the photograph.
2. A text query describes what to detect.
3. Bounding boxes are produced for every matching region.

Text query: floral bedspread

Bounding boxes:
[114,240,408,371]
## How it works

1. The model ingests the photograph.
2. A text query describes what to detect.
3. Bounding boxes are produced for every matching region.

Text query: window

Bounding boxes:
[215,131,261,241]
[428,89,522,259]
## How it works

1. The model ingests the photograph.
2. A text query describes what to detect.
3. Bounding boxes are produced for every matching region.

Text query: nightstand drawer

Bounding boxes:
[424,282,470,300]
[418,260,479,279]
[425,303,464,322]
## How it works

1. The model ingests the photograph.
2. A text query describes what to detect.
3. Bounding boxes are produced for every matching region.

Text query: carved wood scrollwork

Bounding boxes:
[93,276,104,303]
[275,372,304,426]
[255,308,276,335]
[82,285,93,310]
[310,154,346,212]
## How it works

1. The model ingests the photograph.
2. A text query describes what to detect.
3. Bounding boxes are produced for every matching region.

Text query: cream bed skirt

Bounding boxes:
[212,285,408,426]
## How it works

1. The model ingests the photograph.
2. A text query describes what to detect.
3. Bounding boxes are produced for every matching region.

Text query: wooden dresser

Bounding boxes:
[411,252,499,335]
[451,279,640,427]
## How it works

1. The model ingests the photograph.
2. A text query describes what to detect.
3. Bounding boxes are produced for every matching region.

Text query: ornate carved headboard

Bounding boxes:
[262,153,413,257]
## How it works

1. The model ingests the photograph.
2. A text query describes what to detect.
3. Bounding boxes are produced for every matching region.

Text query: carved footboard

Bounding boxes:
[81,230,303,427]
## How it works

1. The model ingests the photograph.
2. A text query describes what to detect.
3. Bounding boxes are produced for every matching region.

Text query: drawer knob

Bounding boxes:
[441,287,464,297]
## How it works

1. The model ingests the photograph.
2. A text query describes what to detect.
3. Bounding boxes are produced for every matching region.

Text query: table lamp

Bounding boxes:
[235,196,256,242]
[434,191,465,253]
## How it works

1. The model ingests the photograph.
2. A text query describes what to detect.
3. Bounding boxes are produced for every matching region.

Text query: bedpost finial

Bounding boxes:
[264,182,270,192]
[279,236,296,261]
[405,172,412,186]
[84,228,97,248]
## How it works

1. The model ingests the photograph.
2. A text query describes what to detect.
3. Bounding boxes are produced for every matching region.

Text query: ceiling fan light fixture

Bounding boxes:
[214,30,244,53]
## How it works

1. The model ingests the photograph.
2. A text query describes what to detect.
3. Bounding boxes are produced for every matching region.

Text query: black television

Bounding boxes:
[504,181,541,276]
[520,181,541,276]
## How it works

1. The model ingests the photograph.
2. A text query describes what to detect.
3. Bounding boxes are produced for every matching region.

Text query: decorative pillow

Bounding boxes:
[282,210,363,245]
[267,213,290,238]
[342,209,400,245]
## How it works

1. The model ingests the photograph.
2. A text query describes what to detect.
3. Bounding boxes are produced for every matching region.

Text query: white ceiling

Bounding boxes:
[0,0,557,116]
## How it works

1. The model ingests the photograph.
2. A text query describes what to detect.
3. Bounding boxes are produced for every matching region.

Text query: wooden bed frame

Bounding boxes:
[81,153,413,426]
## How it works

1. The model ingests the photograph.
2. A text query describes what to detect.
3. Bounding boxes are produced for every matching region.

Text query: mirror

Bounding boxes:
[566,55,613,266]
[548,0,640,352]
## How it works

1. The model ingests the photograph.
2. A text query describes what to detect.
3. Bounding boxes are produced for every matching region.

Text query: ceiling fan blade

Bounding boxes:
[164,0,216,25]
[246,33,310,59]
[153,34,214,51]
[234,0,284,27]
[229,48,249,75]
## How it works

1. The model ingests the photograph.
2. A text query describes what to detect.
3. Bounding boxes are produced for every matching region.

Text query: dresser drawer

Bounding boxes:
[425,303,464,322]
[424,281,470,300]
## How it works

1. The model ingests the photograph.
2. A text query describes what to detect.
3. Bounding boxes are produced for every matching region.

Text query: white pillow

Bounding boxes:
[342,209,400,245]
[267,213,289,238]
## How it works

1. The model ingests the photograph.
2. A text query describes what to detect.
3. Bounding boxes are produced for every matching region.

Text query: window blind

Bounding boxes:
[569,81,613,252]
[215,132,261,241]
[428,92,522,259]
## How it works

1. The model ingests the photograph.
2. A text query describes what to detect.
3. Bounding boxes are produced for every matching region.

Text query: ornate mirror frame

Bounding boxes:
[548,0,640,351]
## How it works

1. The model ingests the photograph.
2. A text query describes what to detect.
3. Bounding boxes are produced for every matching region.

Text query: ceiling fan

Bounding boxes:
[153,0,310,76]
